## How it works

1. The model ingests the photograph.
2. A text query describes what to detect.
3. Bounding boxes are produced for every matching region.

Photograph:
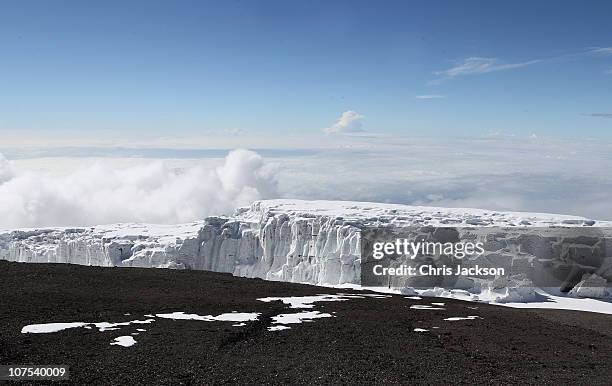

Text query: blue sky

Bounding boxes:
[1,0,611,142]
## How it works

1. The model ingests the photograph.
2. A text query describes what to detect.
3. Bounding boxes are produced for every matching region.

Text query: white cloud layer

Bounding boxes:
[272,136,612,221]
[0,149,277,228]
[2,135,612,227]
[323,111,365,134]
[0,155,14,184]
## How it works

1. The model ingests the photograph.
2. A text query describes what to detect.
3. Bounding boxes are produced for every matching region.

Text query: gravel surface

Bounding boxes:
[1,260,611,385]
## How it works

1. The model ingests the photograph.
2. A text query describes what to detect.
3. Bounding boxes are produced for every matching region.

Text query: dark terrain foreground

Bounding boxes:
[0,261,611,385]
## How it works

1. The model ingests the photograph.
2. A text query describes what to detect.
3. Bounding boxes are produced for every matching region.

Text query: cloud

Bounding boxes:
[0,154,15,184]
[223,128,245,136]
[3,137,612,228]
[274,137,612,220]
[0,149,278,228]
[415,95,446,100]
[434,47,612,82]
[434,57,541,80]
[584,113,612,118]
[323,111,365,134]
[605,68,612,75]
[586,47,612,55]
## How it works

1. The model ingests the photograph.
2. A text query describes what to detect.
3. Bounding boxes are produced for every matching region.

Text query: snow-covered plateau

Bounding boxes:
[2,199,612,311]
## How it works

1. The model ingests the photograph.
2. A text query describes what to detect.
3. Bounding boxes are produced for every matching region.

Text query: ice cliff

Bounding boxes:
[1,199,611,301]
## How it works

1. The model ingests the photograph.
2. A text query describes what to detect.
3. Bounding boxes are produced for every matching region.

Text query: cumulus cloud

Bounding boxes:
[0,149,277,228]
[323,111,365,134]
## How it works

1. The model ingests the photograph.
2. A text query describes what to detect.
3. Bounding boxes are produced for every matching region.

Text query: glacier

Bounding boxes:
[1,199,611,306]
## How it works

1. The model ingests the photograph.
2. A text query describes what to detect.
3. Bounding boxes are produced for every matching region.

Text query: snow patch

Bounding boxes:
[257,293,388,309]
[21,322,87,334]
[271,311,333,325]
[410,305,445,310]
[93,319,155,332]
[110,336,137,347]
[443,316,481,321]
[155,312,259,322]
[267,325,291,331]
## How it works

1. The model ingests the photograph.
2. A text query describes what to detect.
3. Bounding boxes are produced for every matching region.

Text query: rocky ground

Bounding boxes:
[0,260,611,385]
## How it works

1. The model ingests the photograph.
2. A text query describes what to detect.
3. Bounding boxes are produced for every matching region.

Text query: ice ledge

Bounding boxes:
[1,199,607,235]
[1,199,611,308]
[238,199,607,227]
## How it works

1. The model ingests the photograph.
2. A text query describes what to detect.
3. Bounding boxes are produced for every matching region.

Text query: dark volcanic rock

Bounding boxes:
[0,260,611,385]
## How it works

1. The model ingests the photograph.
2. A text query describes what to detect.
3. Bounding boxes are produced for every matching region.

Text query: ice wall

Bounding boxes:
[1,199,611,294]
